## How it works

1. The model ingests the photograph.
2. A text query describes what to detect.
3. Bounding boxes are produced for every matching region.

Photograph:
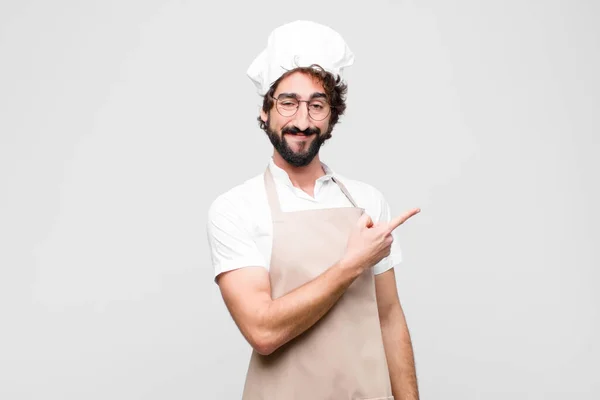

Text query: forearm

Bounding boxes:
[380,304,419,400]
[255,257,362,355]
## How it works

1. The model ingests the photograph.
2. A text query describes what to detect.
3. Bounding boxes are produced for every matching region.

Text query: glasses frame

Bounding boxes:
[271,95,333,121]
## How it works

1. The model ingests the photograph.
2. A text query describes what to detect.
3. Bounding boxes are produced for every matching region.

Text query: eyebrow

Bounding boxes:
[277,92,328,100]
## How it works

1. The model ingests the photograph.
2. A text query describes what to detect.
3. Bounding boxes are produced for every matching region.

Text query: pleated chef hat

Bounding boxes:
[247,20,355,95]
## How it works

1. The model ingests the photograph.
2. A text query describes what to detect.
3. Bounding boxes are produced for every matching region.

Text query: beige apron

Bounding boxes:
[242,167,393,400]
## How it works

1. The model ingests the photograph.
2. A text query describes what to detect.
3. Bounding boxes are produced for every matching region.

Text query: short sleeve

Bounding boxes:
[206,195,267,281]
[372,195,403,275]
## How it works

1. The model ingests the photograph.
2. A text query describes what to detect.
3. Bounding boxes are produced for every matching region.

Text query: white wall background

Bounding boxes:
[1,1,598,399]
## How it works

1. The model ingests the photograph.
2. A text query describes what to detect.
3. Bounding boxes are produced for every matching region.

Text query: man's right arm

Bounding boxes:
[217,257,363,356]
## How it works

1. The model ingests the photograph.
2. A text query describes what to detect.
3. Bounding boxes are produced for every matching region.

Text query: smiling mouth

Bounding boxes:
[286,132,313,136]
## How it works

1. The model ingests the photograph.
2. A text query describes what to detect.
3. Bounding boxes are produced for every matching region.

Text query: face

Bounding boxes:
[261,72,332,167]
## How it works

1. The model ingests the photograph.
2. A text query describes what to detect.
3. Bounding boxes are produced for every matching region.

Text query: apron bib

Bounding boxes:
[242,167,393,400]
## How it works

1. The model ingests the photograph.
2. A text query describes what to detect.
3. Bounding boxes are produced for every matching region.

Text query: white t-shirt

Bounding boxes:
[207,158,402,281]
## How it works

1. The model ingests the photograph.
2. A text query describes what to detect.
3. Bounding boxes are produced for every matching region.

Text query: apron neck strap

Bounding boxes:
[264,167,283,216]
[263,165,360,214]
[332,176,359,208]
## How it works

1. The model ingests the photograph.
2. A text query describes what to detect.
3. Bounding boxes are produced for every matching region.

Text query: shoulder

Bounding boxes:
[333,172,389,221]
[334,172,387,205]
[207,172,267,223]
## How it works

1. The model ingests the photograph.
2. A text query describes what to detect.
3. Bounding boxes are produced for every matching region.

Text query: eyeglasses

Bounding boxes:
[271,95,332,121]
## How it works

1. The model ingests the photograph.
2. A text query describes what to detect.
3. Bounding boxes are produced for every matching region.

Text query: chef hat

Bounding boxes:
[247,20,355,95]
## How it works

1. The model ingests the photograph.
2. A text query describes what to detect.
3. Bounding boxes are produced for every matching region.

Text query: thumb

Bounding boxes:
[358,212,374,228]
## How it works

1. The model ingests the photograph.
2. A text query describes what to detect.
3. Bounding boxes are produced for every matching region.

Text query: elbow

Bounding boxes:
[248,329,279,356]
[254,343,276,356]
[243,303,281,356]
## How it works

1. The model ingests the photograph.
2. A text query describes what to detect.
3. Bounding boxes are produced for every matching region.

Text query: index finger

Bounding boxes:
[387,208,421,232]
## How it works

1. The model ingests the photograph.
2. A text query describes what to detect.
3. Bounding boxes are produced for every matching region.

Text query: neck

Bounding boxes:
[272,151,325,190]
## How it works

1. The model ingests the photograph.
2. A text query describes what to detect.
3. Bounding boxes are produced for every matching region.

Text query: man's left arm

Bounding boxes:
[375,268,420,400]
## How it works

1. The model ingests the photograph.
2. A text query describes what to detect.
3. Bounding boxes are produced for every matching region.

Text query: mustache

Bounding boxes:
[282,126,321,136]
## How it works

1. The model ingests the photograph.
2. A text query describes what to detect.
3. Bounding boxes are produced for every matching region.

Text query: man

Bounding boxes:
[207,20,420,400]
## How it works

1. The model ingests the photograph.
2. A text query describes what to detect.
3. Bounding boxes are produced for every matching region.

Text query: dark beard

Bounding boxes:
[265,122,327,167]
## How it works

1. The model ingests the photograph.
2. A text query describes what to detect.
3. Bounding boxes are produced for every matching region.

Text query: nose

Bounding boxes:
[291,102,311,131]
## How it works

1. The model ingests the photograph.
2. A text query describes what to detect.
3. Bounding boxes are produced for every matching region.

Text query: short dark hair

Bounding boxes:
[257,64,348,137]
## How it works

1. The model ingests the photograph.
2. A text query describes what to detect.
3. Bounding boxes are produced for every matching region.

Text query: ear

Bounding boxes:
[260,108,268,124]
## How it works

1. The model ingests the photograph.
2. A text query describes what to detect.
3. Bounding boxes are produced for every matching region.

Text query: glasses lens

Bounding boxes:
[308,100,330,121]
[276,97,299,116]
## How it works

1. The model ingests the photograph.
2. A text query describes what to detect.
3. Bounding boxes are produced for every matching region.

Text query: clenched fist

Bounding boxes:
[342,208,421,273]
